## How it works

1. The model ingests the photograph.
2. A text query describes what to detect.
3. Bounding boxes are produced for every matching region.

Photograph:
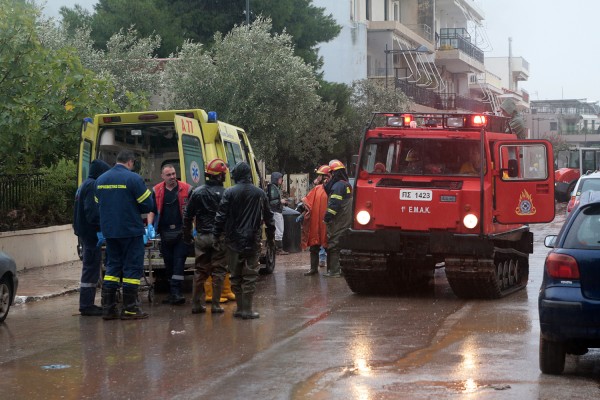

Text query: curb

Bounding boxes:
[14,287,80,305]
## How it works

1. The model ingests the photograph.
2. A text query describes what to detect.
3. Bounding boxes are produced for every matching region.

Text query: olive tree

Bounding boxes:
[0,0,113,172]
[162,18,338,172]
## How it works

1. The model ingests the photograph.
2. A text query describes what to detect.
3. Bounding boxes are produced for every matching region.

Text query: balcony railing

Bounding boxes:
[394,77,490,113]
[438,29,484,63]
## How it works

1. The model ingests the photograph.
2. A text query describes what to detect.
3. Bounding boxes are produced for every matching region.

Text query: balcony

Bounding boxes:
[394,76,490,113]
[435,28,485,74]
[511,56,530,81]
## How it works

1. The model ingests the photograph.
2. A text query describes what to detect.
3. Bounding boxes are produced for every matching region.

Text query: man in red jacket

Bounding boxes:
[147,164,192,305]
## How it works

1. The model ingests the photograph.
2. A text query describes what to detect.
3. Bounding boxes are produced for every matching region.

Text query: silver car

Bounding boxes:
[0,252,18,323]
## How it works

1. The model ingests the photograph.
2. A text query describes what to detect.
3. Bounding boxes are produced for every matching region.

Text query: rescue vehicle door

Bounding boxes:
[78,118,98,184]
[493,140,555,224]
[174,115,206,187]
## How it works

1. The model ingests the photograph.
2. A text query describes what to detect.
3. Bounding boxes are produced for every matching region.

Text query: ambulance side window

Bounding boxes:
[224,140,245,167]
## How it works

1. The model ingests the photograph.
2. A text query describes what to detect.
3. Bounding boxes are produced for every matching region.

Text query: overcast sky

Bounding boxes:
[41,0,597,103]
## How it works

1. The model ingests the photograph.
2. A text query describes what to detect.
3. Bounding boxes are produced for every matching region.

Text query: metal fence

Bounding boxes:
[0,173,46,211]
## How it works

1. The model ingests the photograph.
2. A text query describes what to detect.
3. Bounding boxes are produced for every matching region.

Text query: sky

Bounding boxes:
[41,0,598,103]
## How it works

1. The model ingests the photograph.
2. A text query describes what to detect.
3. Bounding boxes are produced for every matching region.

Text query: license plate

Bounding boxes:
[400,189,432,201]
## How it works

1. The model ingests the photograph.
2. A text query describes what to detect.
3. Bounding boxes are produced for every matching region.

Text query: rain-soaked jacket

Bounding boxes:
[214,162,275,253]
[73,159,111,242]
[300,184,328,249]
[183,178,225,237]
[323,169,353,251]
[95,164,154,238]
[500,99,527,139]
[266,172,284,213]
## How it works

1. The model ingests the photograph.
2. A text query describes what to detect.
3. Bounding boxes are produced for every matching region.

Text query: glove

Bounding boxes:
[146,224,156,240]
[296,214,304,223]
[193,228,197,238]
[143,229,149,245]
[96,232,105,248]
[324,213,333,224]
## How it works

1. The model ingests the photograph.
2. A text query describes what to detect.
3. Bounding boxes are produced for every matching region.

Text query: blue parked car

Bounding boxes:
[539,191,600,374]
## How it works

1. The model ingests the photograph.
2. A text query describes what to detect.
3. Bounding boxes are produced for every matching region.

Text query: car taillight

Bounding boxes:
[567,197,578,213]
[545,253,580,279]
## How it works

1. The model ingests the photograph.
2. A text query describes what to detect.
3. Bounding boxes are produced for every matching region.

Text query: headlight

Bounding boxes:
[463,213,478,229]
[356,210,371,225]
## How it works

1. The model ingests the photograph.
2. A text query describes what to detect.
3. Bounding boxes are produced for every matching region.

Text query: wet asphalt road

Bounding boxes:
[2,203,600,399]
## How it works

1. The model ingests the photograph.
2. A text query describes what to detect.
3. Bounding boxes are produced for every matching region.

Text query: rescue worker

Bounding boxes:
[266,171,288,255]
[96,150,154,320]
[147,164,192,305]
[73,159,111,316]
[500,98,527,139]
[297,165,330,276]
[322,160,353,278]
[459,146,482,175]
[182,158,228,314]
[213,162,275,319]
[403,149,422,174]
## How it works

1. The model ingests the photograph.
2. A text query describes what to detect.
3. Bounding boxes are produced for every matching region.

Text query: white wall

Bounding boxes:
[0,225,79,271]
[314,0,368,84]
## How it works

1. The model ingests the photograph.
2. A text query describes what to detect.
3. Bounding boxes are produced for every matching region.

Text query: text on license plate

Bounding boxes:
[400,189,432,201]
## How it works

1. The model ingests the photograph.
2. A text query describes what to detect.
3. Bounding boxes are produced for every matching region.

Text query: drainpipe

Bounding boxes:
[508,37,513,92]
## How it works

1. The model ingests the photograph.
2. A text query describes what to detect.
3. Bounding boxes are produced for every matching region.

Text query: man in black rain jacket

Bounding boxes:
[213,162,275,319]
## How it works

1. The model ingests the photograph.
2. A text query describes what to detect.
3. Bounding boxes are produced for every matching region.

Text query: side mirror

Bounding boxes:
[507,159,519,178]
[544,235,557,248]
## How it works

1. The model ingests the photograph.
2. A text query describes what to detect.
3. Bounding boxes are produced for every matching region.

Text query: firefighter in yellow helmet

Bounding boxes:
[183,158,229,314]
[322,160,353,277]
[403,148,422,174]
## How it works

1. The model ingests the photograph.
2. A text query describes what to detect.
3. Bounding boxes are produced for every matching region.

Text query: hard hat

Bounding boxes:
[405,149,419,162]
[373,162,386,173]
[329,159,345,171]
[206,158,228,175]
[315,165,331,175]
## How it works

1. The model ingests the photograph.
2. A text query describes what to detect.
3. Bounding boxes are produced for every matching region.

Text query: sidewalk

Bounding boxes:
[14,260,82,304]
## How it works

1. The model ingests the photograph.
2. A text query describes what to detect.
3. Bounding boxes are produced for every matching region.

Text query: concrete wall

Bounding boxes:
[0,225,78,271]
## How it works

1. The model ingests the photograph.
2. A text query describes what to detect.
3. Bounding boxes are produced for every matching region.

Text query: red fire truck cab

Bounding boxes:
[340,112,555,299]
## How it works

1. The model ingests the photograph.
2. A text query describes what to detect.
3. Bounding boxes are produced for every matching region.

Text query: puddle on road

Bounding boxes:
[291,301,529,398]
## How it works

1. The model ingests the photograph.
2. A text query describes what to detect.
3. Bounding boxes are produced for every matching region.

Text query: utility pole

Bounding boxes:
[246,0,250,25]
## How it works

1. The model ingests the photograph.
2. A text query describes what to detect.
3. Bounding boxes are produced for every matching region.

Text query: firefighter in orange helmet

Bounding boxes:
[298,165,331,276]
[183,158,229,314]
[322,159,353,277]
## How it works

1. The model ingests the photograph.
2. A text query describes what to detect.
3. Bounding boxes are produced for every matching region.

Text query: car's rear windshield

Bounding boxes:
[563,205,600,249]
[579,178,600,194]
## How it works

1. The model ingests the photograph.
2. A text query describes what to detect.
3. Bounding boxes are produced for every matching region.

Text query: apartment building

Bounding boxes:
[530,99,600,145]
[315,0,529,114]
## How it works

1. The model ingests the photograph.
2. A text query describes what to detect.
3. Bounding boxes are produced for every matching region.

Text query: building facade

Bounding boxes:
[530,99,600,145]
[315,0,529,114]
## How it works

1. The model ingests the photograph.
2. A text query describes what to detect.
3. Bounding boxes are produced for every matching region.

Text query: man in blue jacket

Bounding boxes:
[73,159,110,316]
[95,150,154,320]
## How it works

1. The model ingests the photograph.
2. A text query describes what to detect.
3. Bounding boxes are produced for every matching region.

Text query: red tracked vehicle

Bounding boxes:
[340,112,555,299]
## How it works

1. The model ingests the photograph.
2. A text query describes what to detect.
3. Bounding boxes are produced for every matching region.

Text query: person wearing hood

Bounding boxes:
[499,99,527,139]
[322,159,353,278]
[298,165,330,276]
[213,162,275,319]
[266,171,288,254]
[73,159,111,316]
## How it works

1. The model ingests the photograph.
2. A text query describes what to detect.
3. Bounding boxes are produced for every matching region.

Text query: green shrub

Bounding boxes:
[1,160,77,231]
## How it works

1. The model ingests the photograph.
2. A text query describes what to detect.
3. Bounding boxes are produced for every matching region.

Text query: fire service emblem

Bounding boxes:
[515,189,536,216]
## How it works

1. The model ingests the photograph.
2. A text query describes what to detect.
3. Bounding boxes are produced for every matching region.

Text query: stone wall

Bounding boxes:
[0,225,78,271]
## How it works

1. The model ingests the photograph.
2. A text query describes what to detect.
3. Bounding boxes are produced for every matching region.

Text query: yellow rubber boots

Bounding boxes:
[204,275,229,303]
